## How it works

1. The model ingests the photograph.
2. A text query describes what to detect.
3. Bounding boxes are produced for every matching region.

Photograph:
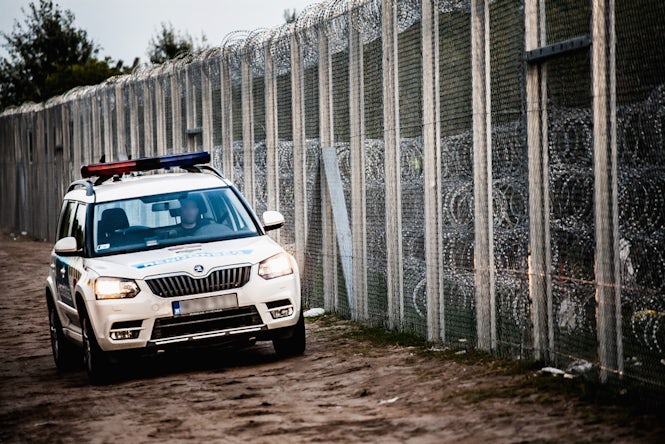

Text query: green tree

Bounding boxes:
[147,22,208,64]
[0,0,131,110]
[283,9,298,24]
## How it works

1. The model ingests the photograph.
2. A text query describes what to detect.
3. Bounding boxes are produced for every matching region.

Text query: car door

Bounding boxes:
[53,201,86,309]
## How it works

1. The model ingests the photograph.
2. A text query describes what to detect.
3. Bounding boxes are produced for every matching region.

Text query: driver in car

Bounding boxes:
[177,196,211,235]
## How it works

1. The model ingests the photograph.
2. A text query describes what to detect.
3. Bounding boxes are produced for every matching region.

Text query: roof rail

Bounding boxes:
[67,179,95,196]
[182,164,227,180]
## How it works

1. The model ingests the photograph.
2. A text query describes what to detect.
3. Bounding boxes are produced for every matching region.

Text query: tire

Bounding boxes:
[273,311,306,358]
[48,301,81,371]
[81,311,112,385]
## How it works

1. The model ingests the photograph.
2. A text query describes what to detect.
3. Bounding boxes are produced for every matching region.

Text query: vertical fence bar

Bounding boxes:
[291,33,308,274]
[471,0,495,350]
[102,90,112,161]
[592,0,622,382]
[241,57,256,208]
[171,71,183,153]
[265,41,281,243]
[382,0,404,330]
[91,92,101,163]
[349,12,368,321]
[185,66,195,153]
[129,84,140,160]
[525,0,552,360]
[422,0,444,342]
[155,76,167,156]
[318,27,338,312]
[71,100,80,177]
[201,61,214,152]
[115,83,126,158]
[221,57,234,180]
[143,80,154,157]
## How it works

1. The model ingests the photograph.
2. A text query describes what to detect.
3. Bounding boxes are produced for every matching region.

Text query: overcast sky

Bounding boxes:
[1,0,322,64]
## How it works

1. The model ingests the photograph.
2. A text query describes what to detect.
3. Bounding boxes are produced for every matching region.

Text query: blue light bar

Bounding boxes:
[81,151,210,178]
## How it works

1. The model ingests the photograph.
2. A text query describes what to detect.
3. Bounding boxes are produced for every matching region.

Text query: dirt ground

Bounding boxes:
[1,233,663,443]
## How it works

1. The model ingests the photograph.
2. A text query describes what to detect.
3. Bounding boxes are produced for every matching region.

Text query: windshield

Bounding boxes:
[93,187,260,256]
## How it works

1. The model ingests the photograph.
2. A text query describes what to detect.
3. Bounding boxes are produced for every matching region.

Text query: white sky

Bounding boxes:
[0,0,322,65]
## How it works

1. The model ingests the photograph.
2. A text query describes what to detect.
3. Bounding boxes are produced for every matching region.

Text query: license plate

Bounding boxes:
[172,293,238,316]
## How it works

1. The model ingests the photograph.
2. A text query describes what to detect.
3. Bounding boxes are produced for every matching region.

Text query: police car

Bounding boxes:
[45,152,304,384]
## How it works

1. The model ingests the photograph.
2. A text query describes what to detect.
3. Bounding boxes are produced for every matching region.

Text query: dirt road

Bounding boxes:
[0,234,662,443]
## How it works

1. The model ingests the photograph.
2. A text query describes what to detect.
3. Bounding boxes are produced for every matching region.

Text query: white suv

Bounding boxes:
[46,152,304,384]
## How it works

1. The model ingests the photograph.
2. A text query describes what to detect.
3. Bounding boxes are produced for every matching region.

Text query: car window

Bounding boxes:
[92,187,260,255]
[56,201,76,241]
[71,203,87,249]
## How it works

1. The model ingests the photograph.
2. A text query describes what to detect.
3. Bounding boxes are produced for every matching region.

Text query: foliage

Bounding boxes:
[283,9,297,24]
[147,22,208,65]
[0,0,132,110]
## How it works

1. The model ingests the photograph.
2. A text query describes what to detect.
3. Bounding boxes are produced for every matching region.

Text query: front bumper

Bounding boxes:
[85,270,301,352]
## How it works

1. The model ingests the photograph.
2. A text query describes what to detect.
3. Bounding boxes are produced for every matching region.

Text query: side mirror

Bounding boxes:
[262,211,285,232]
[54,236,79,255]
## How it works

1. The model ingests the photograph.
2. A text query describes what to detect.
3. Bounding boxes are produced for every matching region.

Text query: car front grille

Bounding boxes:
[151,306,263,340]
[145,266,251,298]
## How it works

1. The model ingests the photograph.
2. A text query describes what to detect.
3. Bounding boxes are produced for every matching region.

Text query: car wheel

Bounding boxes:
[81,311,111,385]
[273,310,306,358]
[48,302,81,371]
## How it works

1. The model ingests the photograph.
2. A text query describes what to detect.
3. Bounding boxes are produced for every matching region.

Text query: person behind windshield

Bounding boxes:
[178,197,210,235]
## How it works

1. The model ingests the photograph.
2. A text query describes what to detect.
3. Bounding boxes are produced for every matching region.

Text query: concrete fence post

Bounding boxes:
[349,12,368,321]
[525,0,554,361]
[241,57,256,208]
[221,57,234,180]
[382,0,404,330]
[592,0,622,383]
[291,32,308,274]
[154,76,167,157]
[143,80,155,157]
[471,0,495,351]
[115,83,127,158]
[318,27,338,312]
[265,41,281,243]
[422,0,444,342]
[171,72,183,153]
[201,61,214,152]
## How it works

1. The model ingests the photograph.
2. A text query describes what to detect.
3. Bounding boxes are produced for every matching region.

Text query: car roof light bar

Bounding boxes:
[81,151,211,179]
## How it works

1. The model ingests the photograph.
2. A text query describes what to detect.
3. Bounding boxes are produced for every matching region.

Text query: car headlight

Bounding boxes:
[94,277,140,300]
[258,253,294,280]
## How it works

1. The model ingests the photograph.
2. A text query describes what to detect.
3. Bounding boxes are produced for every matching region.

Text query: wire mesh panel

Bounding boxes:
[359,0,389,326]
[546,0,596,365]
[397,0,425,335]
[438,1,475,344]
[615,0,665,388]
[489,0,531,357]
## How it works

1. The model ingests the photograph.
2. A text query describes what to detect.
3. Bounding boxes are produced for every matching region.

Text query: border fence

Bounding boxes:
[1,0,664,391]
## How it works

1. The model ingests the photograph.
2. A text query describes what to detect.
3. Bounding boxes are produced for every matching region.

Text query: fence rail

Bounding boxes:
[1,0,664,391]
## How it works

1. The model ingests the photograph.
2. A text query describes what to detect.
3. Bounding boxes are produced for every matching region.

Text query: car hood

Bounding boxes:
[85,235,283,280]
